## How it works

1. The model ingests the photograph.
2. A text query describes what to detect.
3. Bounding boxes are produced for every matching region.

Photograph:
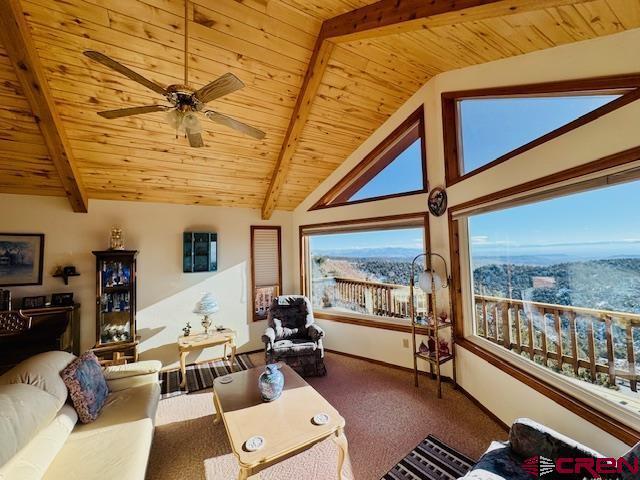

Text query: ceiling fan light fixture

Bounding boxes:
[183,112,202,134]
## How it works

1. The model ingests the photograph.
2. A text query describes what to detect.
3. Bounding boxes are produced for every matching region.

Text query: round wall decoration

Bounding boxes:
[427,187,448,217]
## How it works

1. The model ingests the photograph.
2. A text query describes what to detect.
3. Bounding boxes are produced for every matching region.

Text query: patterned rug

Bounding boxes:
[381,435,475,480]
[160,354,254,399]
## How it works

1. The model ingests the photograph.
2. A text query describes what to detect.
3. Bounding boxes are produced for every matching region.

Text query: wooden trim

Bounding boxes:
[250,226,283,322]
[449,145,640,216]
[0,0,88,213]
[442,74,640,186]
[321,0,589,42]
[457,338,640,445]
[316,311,434,336]
[325,347,509,432]
[261,36,335,219]
[299,211,428,234]
[447,214,464,340]
[309,107,427,211]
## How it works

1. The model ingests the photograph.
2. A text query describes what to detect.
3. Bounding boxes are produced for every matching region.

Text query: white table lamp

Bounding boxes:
[194,292,219,334]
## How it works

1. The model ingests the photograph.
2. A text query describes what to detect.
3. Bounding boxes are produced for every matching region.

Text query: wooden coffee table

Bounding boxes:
[178,329,236,389]
[213,364,349,480]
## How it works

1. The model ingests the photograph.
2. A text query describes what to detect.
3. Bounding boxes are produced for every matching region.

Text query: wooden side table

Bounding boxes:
[178,329,236,389]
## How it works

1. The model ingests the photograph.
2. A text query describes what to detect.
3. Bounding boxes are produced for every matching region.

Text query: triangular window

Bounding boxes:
[457,93,622,176]
[311,107,426,209]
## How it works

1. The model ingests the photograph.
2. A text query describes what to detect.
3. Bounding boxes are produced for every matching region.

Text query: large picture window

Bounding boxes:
[465,179,640,415]
[302,216,429,323]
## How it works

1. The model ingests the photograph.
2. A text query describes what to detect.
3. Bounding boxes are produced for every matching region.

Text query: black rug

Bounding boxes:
[160,354,254,399]
[381,435,476,480]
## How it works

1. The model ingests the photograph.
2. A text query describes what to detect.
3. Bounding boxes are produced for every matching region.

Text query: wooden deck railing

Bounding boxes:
[475,294,640,392]
[312,276,429,318]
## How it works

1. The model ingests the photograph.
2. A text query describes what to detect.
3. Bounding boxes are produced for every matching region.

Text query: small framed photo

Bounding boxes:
[21,295,46,309]
[0,233,45,287]
[51,292,74,307]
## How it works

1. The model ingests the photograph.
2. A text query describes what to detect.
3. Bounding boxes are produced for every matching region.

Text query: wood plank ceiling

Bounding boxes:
[0,0,638,212]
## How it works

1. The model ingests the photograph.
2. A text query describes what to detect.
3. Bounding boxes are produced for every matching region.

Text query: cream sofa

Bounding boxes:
[0,351,161,480]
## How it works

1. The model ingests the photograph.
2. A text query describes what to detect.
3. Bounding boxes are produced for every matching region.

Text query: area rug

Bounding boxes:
[381,435,476,480]
[160,354,254,398]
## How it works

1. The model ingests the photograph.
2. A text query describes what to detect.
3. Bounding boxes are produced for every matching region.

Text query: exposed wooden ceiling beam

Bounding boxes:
[0,0,88,212]
[261,31,334,219]
[261,0,595,218]
[322,0,594,42]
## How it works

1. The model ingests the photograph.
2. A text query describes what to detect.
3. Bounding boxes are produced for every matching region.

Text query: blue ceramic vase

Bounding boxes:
[258,364,284,402]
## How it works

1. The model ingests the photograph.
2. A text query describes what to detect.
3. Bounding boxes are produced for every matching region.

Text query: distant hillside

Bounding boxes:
[473,258,640,313]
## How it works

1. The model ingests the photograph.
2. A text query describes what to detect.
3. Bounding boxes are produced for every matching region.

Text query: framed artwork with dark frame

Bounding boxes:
[0,233,45,287]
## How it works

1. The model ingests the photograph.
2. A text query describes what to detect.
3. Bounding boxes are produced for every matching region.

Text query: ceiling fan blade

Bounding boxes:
[186,130,205,148]
[205,110,265,140]
[97,105,170,119]
[195,73,245,104]
[84,50,167,96]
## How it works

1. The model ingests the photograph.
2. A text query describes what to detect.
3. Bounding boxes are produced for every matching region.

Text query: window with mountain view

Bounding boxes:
[458,94,621,175]
[467,179,640,413]
[307,226,428,321]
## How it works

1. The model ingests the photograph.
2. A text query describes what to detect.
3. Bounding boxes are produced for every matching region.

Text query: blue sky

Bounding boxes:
[459,95,618,173]
[312,95,638,258]
[349,139,423,201]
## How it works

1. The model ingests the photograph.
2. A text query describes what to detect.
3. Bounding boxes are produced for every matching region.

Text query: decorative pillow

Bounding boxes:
[60,352,109,423]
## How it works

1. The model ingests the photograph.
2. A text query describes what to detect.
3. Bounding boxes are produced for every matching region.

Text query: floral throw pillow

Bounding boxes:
[61,351,109,423]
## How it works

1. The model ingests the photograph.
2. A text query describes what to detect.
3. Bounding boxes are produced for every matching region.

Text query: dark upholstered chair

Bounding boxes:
[261,295,326,377]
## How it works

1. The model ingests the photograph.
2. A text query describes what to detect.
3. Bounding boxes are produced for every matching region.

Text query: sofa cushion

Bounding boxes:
[102,360,162,380]
[61,352,109,424]
[272,339,317,356]
[0,383,60,468]
[0,351,76,409]
[43,382,160,480]
[0,404,77,480]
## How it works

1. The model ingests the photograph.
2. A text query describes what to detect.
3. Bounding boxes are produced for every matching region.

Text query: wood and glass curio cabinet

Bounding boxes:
[92,250,138,363]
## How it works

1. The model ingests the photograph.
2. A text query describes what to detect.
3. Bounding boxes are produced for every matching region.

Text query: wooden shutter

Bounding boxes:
[251,226,282,320]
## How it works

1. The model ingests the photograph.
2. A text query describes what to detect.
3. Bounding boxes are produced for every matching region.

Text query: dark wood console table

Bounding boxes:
[0,304,80,371]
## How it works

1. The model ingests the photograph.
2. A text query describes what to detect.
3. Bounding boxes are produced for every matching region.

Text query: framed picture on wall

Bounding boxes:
[0,234,45,287]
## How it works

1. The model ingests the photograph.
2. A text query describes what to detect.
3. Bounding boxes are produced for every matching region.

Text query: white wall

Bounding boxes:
[0,194,293,368]
[292,29,640,454]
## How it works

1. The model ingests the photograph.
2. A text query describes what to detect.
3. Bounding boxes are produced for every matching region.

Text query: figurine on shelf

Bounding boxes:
[109,227,125,250]
[438,338,450,357]
[182,322,191,337]
[427,336,436,354]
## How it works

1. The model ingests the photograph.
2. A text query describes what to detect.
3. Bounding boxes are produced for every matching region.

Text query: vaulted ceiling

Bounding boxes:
[0,0,638,215]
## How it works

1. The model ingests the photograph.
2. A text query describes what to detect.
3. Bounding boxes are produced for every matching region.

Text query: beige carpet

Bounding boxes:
[146,352,507,480]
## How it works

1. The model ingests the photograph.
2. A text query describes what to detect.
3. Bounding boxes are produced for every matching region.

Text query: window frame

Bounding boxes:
[309,106,428,211]
[448,146,640,445]
[250,225,283,322]
[299,212,433,332]
[442,74,640,187]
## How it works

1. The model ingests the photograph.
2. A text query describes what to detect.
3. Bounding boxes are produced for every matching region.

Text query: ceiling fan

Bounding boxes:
[82,2,265,147]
